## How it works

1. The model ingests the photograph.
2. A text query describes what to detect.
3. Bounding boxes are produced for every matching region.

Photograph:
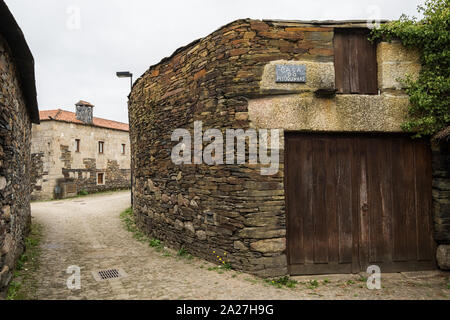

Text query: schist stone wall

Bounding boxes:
[0,34,33,294]
[31,120,131,200]
[62,159,131,195]
[128,19,444,276]
[432,136,450,270]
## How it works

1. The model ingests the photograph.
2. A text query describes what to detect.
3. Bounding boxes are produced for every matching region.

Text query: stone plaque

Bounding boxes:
[275,65,306,83]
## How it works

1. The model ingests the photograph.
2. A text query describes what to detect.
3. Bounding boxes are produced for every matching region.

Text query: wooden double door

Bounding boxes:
[285,133,436,275]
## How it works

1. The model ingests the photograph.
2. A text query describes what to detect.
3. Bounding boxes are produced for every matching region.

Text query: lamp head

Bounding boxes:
[116,71,133,78]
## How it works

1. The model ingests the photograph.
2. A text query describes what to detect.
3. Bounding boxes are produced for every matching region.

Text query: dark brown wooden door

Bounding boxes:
[334,29,378,95]
[285,133,436,275]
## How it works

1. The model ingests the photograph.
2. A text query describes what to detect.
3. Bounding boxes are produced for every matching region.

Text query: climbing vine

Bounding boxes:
[371,0,450,137]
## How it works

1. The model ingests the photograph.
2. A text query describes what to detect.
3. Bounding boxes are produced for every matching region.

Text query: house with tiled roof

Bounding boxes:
[31,101,131,200]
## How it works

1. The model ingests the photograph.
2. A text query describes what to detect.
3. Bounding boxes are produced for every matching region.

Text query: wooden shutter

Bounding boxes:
[334,29,378,94]
[97,173,104,185]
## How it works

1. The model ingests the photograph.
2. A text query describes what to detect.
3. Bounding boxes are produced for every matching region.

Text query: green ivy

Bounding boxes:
[371,0,450,137]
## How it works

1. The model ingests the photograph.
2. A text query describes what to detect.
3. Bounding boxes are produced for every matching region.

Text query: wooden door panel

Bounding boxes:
[287,134,355,271]
[358,138,370,267]
[302,138,315,265]
[355,33,378,94]
[365,137,394,264]
[286,133,436,275]
[349,35,360,93]
[334,33,351,94]
[285,136,301,264]
[350,137,362,273]
[334,29,378,95]
[335,138,353,264]
[325,138,340,264]
[367,137,384,263]
[392,137,416,262]
[286,136,312,265]
[312,138,329,264]
[414,139,435,261]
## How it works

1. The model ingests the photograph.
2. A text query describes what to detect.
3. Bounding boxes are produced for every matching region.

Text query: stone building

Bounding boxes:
[0,1,40,295]
[129,19,449,276]
[31,101,131,200]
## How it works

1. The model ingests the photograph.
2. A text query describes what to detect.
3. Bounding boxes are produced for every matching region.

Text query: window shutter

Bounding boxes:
[334,29,378,95]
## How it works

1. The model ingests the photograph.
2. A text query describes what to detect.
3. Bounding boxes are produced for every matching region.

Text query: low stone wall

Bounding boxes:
[31,152,44,193]
[62,159,131,196]
[0,34,33,295]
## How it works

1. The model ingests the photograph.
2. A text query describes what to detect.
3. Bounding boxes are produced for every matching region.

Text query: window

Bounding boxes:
[75,139,80,152]
[122,144,126,155]
[97,172,105,185]
[98,141,104,154]
[334,29,378,94]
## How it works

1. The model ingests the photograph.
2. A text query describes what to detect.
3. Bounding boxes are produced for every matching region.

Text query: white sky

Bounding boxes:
[5,0,425,124]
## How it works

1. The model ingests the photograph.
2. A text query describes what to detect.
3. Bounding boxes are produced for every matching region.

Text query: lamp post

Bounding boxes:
[116,71,134,207]
[116,71,133,90]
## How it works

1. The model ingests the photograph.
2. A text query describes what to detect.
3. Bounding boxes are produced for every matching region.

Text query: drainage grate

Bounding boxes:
[92,268,127,282]
[99,269,120,280]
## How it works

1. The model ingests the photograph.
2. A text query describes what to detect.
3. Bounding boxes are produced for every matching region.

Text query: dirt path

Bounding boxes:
[19,191,450,300]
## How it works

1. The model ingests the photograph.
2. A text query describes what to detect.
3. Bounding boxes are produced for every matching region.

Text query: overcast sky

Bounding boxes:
[6,0,424,124]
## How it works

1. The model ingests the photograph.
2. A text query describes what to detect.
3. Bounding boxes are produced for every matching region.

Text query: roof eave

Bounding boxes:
[0,1,39,124]
[39,118,129,132]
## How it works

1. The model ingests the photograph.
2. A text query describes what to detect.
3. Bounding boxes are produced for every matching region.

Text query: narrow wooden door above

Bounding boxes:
[334,29,378,95]
[285,133,435,275]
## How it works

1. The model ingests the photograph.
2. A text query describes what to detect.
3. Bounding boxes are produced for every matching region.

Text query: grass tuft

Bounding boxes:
[78,189,89,196]
[6,223,43,300]
[306,279,319,290]
[265,276,298,289]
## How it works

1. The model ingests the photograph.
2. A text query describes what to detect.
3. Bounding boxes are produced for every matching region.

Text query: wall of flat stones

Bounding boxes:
[31,152,44,192]
[31,120,131,200]
[432,139,450,270]
[130,19,314,276]
[433,140,450,243]
[129,19,430,277]
[62,159,131,195]
[0,34,33,295]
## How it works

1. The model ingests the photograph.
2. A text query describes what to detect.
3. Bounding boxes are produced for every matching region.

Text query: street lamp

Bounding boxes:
[116,71,133,90]
[116,70,134,207]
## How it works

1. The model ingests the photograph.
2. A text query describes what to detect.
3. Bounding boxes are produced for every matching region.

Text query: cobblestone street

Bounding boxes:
[16,191,450,300]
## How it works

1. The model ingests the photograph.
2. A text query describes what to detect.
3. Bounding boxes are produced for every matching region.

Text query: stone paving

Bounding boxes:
[16,191,450,300]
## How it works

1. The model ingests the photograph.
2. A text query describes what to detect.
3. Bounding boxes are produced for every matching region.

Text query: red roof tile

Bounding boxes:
[39,109,129,132]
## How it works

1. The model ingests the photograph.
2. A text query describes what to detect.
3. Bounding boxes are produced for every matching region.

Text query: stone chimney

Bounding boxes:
[75,100,94,124]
